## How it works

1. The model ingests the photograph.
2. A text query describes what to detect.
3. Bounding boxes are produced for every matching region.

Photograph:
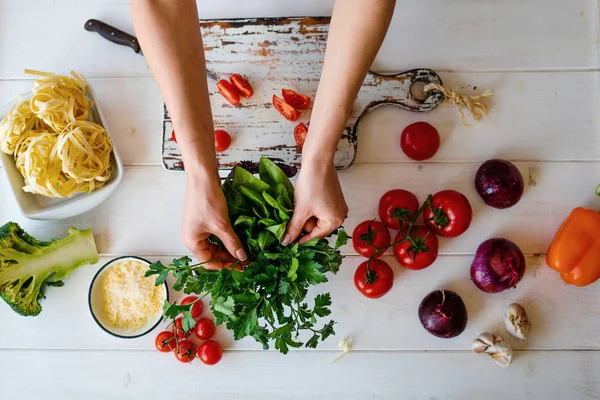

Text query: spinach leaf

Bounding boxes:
[233,165,271,194]
[258,157,295,201]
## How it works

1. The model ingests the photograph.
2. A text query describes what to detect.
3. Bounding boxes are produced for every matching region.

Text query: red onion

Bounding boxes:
[471,238,526,293]
[475,159,524,209]
[418,290,468,338]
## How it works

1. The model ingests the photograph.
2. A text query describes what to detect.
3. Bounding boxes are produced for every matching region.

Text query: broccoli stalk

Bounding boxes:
[0,222,99,316]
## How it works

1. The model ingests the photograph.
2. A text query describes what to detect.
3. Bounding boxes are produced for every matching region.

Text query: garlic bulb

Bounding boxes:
[504,303,530,340]
[472,332,513,368]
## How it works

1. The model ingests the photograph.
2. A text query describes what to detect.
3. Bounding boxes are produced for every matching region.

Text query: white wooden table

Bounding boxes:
[1,1,599,398]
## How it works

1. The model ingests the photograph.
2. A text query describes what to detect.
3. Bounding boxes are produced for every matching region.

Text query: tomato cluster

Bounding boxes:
[154,295,223,366]
[351,188,472,299]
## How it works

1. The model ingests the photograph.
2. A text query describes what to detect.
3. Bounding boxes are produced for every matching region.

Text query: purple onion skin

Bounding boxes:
[471,238,526,293]
[475,159,524,209]
[418,290,468,338]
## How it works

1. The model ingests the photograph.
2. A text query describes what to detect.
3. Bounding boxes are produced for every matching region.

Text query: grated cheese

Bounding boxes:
[100,259,165,331]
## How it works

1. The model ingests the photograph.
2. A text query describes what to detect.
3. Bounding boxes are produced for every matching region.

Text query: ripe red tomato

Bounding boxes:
[230,74,253,98]
[172,316,195,339]
[155,331,176,353]
[354,259,394,299]
[197,340,223,365]
[171,130,177,143]
[352,220,391,258]
[193,318,216,340]
[423,190,473,238]
[293,123,308,148]
[272,95,299,122]
[180,296,204,319]
[378,189,419,229]
[175,340,196,363]
[214,129,232,152]
[217,79,240,106]
[393,226,439,270]
[400,122,440,161]
[282,89,311,109]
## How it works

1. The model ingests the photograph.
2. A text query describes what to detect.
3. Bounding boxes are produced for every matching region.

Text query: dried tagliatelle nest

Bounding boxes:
[0,70,113,198]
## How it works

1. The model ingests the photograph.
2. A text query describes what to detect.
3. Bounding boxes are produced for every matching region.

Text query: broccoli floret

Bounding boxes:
[0,222,99,316]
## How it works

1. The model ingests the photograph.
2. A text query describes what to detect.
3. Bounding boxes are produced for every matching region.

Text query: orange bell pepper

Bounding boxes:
[546,198,600,287]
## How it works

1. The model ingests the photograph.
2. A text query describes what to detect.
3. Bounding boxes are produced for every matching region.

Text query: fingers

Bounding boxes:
[298,222,338,244]
[304,217,317,233]
[282,210,310,245]
[213,221,248,262]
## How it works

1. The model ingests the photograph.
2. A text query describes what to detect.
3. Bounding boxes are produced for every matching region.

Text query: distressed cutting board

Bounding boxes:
[162,17,443,176]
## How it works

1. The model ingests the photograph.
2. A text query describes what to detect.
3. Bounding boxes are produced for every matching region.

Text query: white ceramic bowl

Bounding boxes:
[88,256,169,339]
[0,84,123,220]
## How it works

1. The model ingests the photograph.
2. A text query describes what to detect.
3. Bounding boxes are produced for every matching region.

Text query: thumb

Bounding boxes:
[214,223,247,261]
[282,210,310,245]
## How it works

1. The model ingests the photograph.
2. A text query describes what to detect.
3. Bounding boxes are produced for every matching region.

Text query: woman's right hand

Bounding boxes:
[180,173,247,270]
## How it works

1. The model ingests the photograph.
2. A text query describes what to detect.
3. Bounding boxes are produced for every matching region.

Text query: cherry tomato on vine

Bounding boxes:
[354,259,394,299]
[172,316,195,339]
[400,122,440,161]
[175,340,196,363]
[378,189,419,229]
[155,331,176,353]
[193,318,216,340]
[294,123,308,148]
[282,89,311,110]
[352,220,391,258]
[214,129,232,152]
[180,296,204,319]
[197,340,223,365]
[230,74,253,98]
[393,226,439,270]
[217,79,240,106]
[272,95,300,121]
[423,190,472,238]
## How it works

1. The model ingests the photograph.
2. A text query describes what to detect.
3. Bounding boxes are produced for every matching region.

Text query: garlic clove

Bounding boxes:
[472,332,513,368]
[504,303,531,340]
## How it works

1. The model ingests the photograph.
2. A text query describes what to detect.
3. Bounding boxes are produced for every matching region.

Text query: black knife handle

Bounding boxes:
[84,19,141,53]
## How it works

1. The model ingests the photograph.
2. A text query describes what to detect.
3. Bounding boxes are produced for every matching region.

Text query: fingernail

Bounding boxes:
[281,235,290,245]
[236,248,247,261]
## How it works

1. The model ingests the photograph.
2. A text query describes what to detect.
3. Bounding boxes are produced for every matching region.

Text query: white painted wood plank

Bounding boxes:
[2,162,599,256]
[1,349,599,399]
[0,253,598,351]
[0,0,596,79]
[1,71,598,165]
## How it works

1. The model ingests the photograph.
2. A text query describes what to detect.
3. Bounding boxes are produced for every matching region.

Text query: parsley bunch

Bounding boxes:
[147,158,348,354]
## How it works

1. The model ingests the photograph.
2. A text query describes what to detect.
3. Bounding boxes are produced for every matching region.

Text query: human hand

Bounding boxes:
[282,160,348,245]
[180,173,247,270]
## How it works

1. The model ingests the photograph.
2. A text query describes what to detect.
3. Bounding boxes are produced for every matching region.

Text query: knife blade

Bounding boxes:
[84,19,219,81]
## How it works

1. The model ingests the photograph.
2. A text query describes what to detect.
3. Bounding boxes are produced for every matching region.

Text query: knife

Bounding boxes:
[84,19,219,81]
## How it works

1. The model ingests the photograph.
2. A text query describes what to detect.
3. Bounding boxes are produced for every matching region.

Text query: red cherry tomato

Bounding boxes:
[293,123,308,148]
[354,259,394,299]
[352,220,391,258]
[171,130,177,143]
[423,190,473,238]
[378,189,419,229]
[175,340,196,363]
[172,316,195,339]
[393,226,439,270]
[272,95,300,122]
[154,331,176,353]
[282,89,311,110]
[230,74,253,98]
[193,318,216,340]
[400,122,440,161]
[217,79,240,106]
[180,296,204,319]
[214,129,232,152]
[197,340,223,365]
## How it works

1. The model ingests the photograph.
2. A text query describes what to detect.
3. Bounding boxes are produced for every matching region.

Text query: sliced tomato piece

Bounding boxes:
[272,95,299,122]
[217,79,240,106]
[230,74,253,99]
[282,89,311,110]
[171,130,177,143]
[293,123,308,149]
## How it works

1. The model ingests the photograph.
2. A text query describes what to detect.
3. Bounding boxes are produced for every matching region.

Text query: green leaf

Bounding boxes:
[300,237,320,247]
[275,183,293,210]
[258,157,294,201]
[297,259,327,285]
[212,296,235,317]
[258,217,278,227]
[265,221,288,242]
[334,228,349,249]
[305,334,319,349]
[229,308,259,340]
[181,311,196,332]
[319,320,336,341]
[258,230,277,250]
[314,293,332,317]
[233,165,271,194]
[263,191,291,221]
[234,215,256,227]
[287,257,299,281]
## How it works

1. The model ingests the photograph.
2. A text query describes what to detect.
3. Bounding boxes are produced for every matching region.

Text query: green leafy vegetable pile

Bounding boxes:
[147,158,347,354]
